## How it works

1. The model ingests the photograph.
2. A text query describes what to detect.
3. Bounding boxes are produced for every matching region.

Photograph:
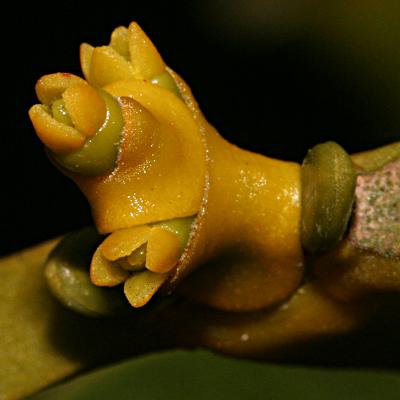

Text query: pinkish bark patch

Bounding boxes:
[349,158,399,257]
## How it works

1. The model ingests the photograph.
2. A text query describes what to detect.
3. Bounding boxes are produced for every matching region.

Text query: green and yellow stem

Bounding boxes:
[27,21,399,364]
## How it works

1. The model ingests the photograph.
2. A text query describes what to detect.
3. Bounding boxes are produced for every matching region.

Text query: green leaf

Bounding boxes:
[30,349,400,400]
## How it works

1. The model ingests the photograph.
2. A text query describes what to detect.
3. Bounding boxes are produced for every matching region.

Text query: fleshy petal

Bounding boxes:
[35,73,85,105]
[124,270,167,307]
[100,225,152,261]
[146,227,181,274]
[29,104,85,153]
[80,43,94,82]
[89,46,140,87]
[62,82,107,137]
[90,246,129,286]
[128,22,165,80]
[110,26,130,59]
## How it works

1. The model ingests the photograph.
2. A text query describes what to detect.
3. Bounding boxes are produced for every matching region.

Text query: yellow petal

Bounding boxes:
[89,46,140,87]
[90,246,129,286]
[35,73,85,105]
[62,82,107,137]
[110,26,130,59]
[80,43,94,82]
[128,22,165,80]
[146,227,181,274]
[100,225,151,261]
[124,270,167,307]
[29,104,85,154]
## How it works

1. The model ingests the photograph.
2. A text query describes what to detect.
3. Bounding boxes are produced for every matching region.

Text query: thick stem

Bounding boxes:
[313,158,400,301]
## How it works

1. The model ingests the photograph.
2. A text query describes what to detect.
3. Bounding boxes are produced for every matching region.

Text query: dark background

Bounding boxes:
[2,0,400,255]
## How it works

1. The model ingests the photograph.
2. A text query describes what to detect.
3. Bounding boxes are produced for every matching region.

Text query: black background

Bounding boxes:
[2,1,400,255]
